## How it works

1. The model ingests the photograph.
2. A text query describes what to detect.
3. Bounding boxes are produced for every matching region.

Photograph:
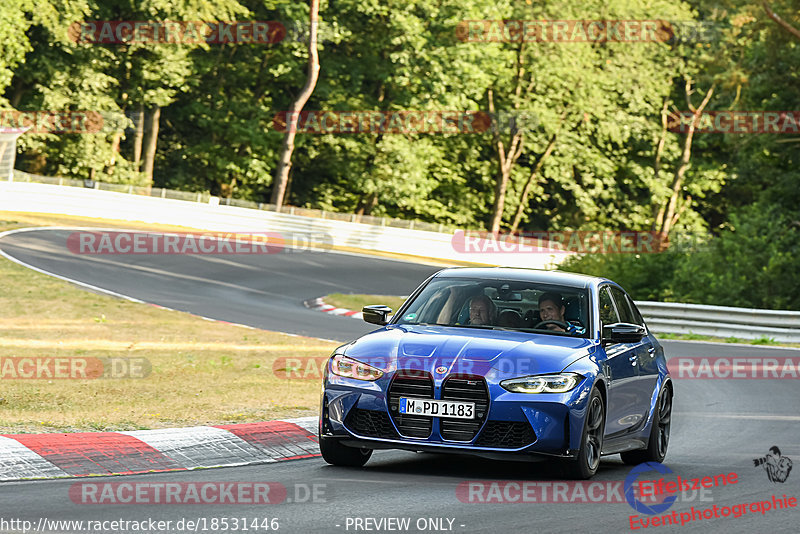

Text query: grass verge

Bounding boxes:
[0,211,338,433]
[628,332,795,347]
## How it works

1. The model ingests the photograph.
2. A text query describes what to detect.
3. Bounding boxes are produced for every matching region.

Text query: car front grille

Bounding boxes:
[440,376,489,441]
[388,370,434,438]
[474,420,537,448]
[345,408,398,439]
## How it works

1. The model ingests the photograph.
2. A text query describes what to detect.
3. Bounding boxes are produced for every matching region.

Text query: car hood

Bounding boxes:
[342,324,597,379]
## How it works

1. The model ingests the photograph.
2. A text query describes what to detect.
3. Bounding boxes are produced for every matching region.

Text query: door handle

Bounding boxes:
[628,354,637,365]
[647,346,656,356]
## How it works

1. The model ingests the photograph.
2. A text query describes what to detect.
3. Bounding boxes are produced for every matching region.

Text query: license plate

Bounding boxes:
[399,397,475,419]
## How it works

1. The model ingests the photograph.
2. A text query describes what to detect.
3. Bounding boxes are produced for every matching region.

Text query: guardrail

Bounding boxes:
[636,301,800,343]
[9,170,465,234]
[0,180,569,269]
[2,176,798,342]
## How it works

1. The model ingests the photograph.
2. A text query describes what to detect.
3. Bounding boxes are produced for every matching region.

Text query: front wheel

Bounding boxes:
[621,385,672,465]
[562,388,605,479]
[319,436,372,467]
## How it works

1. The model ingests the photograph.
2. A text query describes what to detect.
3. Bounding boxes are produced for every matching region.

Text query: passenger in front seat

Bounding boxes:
[538,292,584,335]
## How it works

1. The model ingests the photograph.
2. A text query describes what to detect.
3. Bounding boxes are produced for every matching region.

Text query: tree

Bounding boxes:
[762,0,800,41]
[652,78,715,238]
[271,0,320,209]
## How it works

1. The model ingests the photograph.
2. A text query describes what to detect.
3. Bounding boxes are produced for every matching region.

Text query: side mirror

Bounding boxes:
[602,322,646,345]
[362,305,392,325]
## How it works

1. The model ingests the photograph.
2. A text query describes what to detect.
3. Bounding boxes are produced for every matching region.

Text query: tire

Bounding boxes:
[319,436,373,467]
[562,388,605,479]
[620,385,672,465]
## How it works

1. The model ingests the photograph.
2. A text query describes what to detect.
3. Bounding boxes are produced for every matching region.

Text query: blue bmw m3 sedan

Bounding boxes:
[319,268,673,479]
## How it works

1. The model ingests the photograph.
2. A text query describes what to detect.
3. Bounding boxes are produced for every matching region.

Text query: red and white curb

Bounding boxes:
[0,417,319,481]
[304,297,362,320]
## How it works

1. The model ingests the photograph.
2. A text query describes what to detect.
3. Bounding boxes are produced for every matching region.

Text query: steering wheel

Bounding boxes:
[534,320,570,332]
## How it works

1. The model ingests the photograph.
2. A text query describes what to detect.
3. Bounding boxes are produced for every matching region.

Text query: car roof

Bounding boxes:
[432,267,606,289]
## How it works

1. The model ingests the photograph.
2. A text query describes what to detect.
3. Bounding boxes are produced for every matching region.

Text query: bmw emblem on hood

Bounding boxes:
[435,366,448,374]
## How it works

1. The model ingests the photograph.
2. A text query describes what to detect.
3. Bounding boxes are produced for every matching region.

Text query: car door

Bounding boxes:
[599,285,642,437]
[622,291,661,394]
[608,286,654,427]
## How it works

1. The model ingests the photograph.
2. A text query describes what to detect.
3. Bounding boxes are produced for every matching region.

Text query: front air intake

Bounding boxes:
[388,370,434,438]
[440,375,489,441]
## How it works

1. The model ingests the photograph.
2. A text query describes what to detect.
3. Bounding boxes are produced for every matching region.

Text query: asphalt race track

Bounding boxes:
[1,228,798,533]
[0,228,440,341]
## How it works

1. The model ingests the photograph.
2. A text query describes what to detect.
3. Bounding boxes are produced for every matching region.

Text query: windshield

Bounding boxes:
[394,277,590,338]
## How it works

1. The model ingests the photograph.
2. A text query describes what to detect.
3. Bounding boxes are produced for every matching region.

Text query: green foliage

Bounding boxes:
[560,248,686,301]
[672,204,800,309]
[1,0,798,308]
[562,204,800,310]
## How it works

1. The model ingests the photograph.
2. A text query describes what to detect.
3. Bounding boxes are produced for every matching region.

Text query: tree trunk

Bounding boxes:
[142,106,160,189]
[284,169,293,204]
[355,191,379,216]
[656,82,714,237]
[487,97,524,233]
[651,97,669,229]
[509,133,558,234]
[133,108,145,169]
[488,44,526,234]
[10,81,25,108]
[489,163,512,235]
[271,0,321,209]
[106,131,122,176]
[762,1,800,40]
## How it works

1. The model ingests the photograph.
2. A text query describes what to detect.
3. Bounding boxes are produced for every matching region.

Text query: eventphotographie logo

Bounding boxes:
[754,446,793,483]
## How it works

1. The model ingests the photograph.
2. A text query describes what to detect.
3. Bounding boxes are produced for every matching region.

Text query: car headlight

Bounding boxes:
[500,373,582,393]
[330,354,384,381]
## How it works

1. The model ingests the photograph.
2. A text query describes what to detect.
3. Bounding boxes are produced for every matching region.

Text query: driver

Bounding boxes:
[537,292,583,334]
[468,295,497,325]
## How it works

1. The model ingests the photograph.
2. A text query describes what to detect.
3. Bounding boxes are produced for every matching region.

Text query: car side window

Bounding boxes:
[609,286,636,324]
[598,287,619,327]
[625,294,646,327]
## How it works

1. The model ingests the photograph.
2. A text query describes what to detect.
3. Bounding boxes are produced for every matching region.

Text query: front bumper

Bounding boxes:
[320,372,595,458]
